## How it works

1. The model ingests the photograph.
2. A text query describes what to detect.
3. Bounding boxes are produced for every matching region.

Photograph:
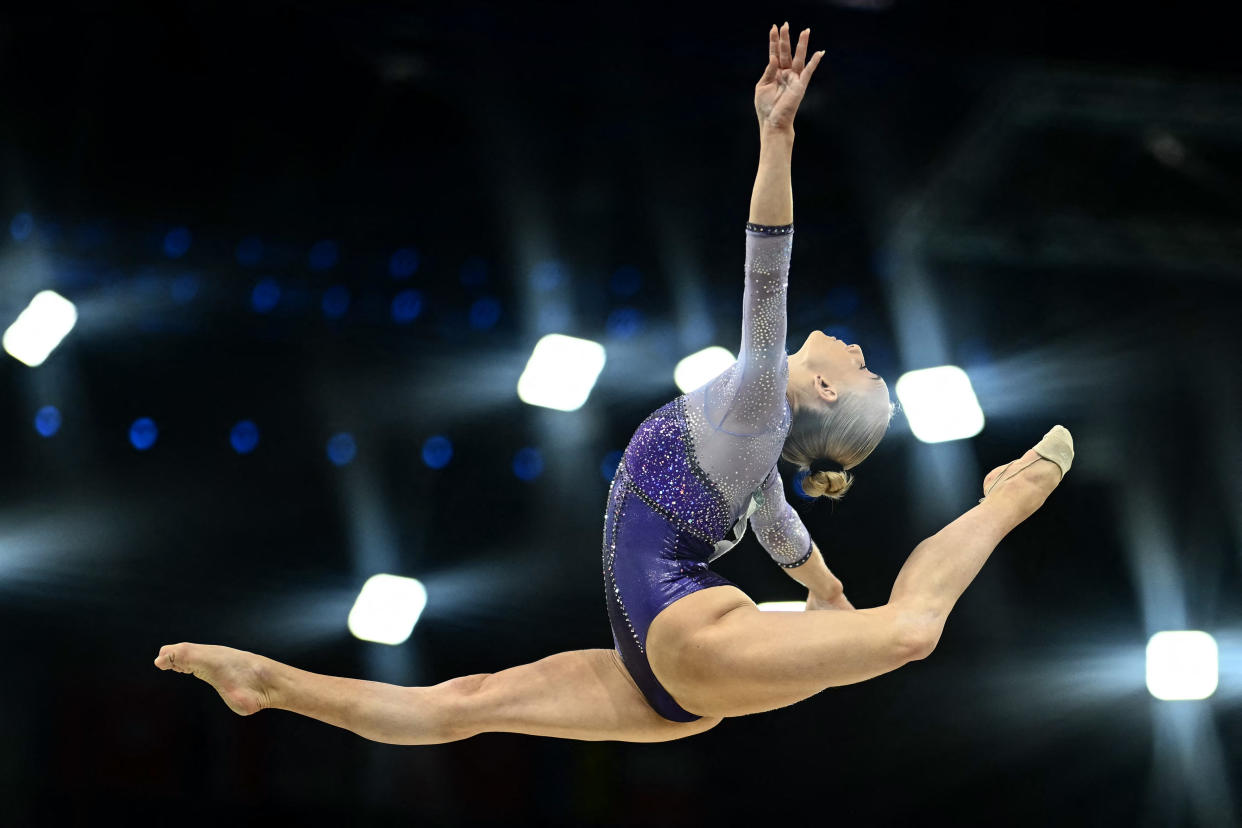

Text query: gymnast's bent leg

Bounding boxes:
[646,439,1068,719]
[153,643,722,744]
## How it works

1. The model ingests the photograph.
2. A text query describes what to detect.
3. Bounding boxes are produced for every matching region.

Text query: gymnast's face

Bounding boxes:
[788,331,882,406]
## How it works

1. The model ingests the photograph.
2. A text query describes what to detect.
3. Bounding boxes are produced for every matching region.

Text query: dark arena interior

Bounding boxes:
[1,1,1240,826]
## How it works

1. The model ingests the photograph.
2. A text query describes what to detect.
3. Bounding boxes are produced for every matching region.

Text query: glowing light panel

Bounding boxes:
[347,574,428,646]
[894,365,984,443]
[674,347,735,394]
[3,291,78,367]
[516,334,606,411]
[1147,631,1218,700]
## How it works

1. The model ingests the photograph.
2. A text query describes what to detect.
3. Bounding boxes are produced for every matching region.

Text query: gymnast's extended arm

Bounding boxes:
[747,44,852,610]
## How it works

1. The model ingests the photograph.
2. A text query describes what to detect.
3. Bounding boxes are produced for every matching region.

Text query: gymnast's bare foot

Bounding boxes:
[154,642,275,716]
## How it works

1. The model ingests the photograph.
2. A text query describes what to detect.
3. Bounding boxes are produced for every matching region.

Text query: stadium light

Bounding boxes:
[517,334,606,411]
[1147,630,1218,700]
[674,346,735,394]
[894,365,984,443]
[347,574,428,646]
[3,291,78,368]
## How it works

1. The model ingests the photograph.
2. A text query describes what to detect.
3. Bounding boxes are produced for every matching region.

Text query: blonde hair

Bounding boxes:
[781,381,896,500]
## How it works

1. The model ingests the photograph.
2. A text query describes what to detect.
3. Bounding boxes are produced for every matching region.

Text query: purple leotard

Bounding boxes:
[602,222,813,722]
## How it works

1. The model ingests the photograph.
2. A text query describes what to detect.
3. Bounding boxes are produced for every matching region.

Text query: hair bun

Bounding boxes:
[801,469,853,500]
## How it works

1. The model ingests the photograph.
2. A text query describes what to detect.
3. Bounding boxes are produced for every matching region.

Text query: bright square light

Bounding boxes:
[674,346,735,393]
[757,601,804,612]
[3,290,78,368]
[347,574,427,646]
[516,334,607,411]
[1146,630,1218,700]
[894,365,984,443]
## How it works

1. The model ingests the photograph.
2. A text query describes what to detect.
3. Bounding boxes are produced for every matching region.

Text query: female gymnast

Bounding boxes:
[155,22,1073,745]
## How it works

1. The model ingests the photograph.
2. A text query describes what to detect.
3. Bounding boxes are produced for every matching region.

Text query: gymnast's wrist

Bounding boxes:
[759,122,794,143]
[811,578,844,602]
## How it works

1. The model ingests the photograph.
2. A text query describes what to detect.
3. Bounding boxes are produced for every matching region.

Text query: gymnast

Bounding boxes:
[155,22,1073,744]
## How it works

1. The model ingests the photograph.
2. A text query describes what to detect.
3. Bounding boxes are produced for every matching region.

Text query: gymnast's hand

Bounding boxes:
[806,588,855,612]
[754,22,826,132]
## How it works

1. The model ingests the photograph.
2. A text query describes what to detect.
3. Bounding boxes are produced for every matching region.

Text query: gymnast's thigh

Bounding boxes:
[645,584,756,695]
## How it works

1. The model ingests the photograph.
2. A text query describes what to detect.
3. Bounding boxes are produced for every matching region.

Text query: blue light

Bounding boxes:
[34,406,62,438]
[235,236,263,267]
[322,285,351,319]
[531,261,564,292]
[468,296,500,330]
[606,307,643,339]
[230,420,260,455]
[327,432,356,466]
[791,469,815,501]
[460,256,488,287]
[251,278,281,313]
[609,265,641,297]
[601,449,623,482]
[129,417,159,451]
[513,447,544,481]
[163,226,192,259]
[309,240,339,271]
[391,289,423,323]
[389,248,419,279]
[171,274,200,304]
[422,434,453,469]
[10,212,33,242]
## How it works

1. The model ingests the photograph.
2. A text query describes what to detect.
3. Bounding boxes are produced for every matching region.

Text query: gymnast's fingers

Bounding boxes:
[802,49,826,87]
[778,21,791,69]
[793,27,809,73]
[759,24,779,84]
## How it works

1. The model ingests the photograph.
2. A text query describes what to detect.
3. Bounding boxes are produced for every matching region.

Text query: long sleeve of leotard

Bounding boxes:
[700,226,794,435]
[749,465,814,568]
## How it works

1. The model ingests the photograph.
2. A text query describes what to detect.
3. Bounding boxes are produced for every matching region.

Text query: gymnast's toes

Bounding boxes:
[154,642,273,716]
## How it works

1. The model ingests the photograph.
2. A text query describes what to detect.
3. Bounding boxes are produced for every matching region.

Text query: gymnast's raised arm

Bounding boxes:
[749,24,823,225]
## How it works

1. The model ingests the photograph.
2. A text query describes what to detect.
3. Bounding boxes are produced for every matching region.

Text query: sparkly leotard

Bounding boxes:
[602,222,812,722]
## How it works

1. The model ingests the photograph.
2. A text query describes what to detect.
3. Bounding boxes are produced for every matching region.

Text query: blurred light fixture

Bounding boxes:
[251,278,281,313]
[327,432,357,466]
[674,346,735,393]
[230,420,260,455]
[421,434,453,469]
[1147,630,1218,700]
[34,405,62,437]
[513,446,544,481]
[517,333,606,411]
[4,291,79,368]
[347,574,428,646]
[129,417,159,451]
[894,365,984,443]
[392,289,423,324]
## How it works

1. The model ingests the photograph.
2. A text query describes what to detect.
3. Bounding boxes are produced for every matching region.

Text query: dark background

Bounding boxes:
[1,1,1239,825]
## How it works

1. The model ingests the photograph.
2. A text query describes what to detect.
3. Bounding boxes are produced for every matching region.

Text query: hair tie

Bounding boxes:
[808,457,847,474]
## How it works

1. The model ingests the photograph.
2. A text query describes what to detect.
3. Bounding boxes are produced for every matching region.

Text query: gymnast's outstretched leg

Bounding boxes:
[646,430,1072,719]
[153,643,721,745]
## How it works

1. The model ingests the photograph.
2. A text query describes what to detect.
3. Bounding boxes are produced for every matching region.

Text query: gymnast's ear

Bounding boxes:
[814,375,839,404]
